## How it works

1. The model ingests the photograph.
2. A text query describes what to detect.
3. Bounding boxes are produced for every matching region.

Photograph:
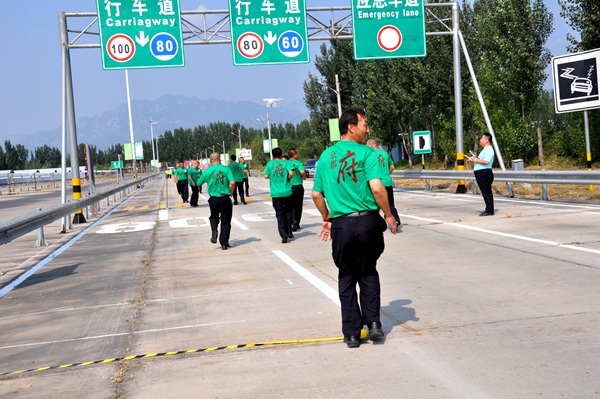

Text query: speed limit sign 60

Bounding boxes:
[107,34,136,62]
[237,32,264,59]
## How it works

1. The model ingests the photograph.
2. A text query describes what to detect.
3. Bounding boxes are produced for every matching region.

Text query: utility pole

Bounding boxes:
[149,119,159,170]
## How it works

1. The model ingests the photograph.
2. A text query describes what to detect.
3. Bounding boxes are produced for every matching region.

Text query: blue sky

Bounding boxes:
[0,0,575,146]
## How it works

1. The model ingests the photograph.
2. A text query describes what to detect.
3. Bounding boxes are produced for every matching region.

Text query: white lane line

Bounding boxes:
[263,201,272,206]
[232,217,249,230]
[272,250,340,307]
[0,189,144,299]
[399,213,600,255]
[199,194,208,200]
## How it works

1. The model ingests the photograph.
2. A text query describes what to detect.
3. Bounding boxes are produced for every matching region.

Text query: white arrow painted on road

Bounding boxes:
[135,31,149,47]
[264,31,277,45]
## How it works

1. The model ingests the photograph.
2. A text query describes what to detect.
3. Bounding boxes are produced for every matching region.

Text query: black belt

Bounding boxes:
[219,194,230,198]
[339,210,379,218]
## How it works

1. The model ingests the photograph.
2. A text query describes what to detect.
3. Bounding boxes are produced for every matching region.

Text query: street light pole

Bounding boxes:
[231,128,242,152]
[316,74,342,118]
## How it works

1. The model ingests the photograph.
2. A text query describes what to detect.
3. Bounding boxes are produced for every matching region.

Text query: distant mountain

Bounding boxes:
[22,95,309,150]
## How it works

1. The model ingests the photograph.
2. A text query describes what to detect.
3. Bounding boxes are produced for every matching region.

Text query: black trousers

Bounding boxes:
[475,169,494,214]
[331,213,387,337]
[176,181,189,203]
[208,195,233,245]
[243,177,249,196]
[272,196,293,239]
[190,185,199,206]
[385,185,401,225]
[232,181,245,203]
[291,184,305,225]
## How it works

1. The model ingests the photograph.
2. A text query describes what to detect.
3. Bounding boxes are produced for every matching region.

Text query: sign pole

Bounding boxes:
[584,110,594,191]
[125,70,137,179]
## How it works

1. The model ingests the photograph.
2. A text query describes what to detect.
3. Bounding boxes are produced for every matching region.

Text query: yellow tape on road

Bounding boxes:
[0,330,368,378]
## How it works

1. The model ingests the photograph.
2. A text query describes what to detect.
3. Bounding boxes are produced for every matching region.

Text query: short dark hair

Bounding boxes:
[339,108,366,135]
[288,148,297,158]
[482,133,493,142]
[230,154,237,161]
[272,147,283,158]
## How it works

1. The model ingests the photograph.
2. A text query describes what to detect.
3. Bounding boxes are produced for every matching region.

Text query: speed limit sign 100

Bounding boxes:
[107,34,135,62]
[237,32,264,59]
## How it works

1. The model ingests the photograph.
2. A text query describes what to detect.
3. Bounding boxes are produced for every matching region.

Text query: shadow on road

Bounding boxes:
[15,263,81,290]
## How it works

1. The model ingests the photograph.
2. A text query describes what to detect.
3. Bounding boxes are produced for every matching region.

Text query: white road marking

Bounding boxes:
[272,250,340,307]
[168,217,210,228]
[158,209,169,220]
[232,217,249,230]
[240,212,275,222]
[399,213,600,255]
[199,194,208,200]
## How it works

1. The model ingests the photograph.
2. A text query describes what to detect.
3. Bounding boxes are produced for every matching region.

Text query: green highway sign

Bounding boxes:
[96,0,185,70]
[228,0,309,66]
[111,160,124,169]
[413,131,432,155]
[352,0,426,60]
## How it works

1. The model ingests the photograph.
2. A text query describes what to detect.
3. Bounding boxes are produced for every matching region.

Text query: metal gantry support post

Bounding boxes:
[457,30,514,198]
[58,12,86,224]
[452,2,466,194]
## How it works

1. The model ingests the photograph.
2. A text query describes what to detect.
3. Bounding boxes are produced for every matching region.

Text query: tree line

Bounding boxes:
[303,0,599,168]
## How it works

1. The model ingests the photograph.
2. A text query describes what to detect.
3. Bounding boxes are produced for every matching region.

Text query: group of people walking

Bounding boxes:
[169,108,493,348]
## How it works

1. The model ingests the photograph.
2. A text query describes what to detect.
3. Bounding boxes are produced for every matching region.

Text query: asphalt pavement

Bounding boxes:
[1,176,599,398]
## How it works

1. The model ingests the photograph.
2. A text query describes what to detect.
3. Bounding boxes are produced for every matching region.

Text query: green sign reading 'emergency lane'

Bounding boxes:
[96,0,185,70]
[228,0,309,66]
[352,0,426,60]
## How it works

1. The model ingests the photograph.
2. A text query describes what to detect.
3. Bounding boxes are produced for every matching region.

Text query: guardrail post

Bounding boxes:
[541,183,550,201]
[84,206,89,220]
[34,208,49,247]
[106,197,110,206]
[425,179,431,191]
[473,182,479,195]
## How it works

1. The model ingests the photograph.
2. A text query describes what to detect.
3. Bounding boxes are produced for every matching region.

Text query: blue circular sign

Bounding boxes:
[278,31,304,58]
[150,33,178,61]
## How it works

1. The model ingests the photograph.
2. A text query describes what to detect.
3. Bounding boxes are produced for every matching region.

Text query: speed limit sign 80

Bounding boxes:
[237,32,264,59]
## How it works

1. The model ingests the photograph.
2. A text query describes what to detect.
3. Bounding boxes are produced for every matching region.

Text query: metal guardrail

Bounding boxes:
[0,175,156,246]
[391,169,600,185]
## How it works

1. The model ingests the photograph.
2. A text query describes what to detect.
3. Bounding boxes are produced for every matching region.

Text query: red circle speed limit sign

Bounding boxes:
[237,32,263,59]
[107,34,136,62]
[377,26,402,52]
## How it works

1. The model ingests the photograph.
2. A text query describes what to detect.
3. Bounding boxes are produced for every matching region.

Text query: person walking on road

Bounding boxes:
[367,138,401,226]
[469,132,495,216]
[312,108,397,349]
[240,156,250,197]
[265,147,294,243]
[228,154,246,205]
[187,161,203,207]
[174,162,189,203]
[196,153,235,250]
[287,148,306,232]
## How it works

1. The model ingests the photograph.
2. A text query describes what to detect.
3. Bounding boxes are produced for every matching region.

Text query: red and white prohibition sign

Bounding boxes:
[377,25,402,52]
[107,34,136,62]
[237,32,264,59]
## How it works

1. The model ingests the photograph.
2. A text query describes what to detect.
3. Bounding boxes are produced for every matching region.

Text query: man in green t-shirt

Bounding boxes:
[367,138,400,226]
[228,154,246,205]
[173,162,189,203]
[187,160,203,207]
[196,153,236,250]
[287,148,306,232]
[312,108,397,348]
[240,156,250,197]
[264,147,294,243]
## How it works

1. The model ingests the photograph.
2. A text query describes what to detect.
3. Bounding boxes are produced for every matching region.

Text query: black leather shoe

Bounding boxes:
[225,244,232,248]
[221,245,227,250]
[479,212,494,216]
[343,336,361,348]
[291,222,299,232]
[288,232,294,239]
[211,231,218,244]
[367,322,384,341]
[281,237,288,243]
[233,201,238,205]
[242,201,247,205]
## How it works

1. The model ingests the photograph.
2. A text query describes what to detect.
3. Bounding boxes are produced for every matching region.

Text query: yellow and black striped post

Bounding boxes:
[587,152,594,192]
[456,152,467,193]
[72,177,86,224]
